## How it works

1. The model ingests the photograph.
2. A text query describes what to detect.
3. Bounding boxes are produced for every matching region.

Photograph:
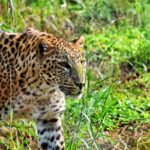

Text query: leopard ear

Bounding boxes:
[37,41,48,58]
[73,35,85,47]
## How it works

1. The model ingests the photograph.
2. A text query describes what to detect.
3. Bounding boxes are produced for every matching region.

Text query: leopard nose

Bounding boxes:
[75,83,85,90]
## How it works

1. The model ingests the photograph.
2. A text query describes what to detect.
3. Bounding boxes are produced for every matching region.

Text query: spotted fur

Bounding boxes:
[0,28,86,150]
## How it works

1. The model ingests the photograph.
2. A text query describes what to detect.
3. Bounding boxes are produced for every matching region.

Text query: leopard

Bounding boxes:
[0,28,86,150]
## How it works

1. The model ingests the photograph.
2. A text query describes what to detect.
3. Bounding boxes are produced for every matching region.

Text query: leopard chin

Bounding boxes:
[59,85,81,97]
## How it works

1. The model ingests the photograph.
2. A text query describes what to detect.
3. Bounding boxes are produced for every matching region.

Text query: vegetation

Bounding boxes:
[0,0,150,149]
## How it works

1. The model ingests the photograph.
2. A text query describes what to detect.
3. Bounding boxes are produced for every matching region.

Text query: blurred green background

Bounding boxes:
[0,0,150,150]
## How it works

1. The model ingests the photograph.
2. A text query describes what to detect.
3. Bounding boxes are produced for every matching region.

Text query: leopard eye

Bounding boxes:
[58,61,71,70]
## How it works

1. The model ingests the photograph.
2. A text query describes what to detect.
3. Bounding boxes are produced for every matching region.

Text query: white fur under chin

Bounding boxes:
[77,93,83,99]
[66,93,83,100]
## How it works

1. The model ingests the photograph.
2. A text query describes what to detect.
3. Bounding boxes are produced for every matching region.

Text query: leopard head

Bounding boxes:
[36,32,86,97]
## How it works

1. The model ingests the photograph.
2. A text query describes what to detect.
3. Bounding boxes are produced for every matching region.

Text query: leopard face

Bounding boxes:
[38,35,86,96]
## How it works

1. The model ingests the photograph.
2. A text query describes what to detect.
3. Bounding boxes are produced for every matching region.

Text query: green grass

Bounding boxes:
[0,0,150,149]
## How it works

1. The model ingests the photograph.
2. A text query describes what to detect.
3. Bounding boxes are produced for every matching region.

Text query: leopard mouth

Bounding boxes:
[59,85,81,96]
